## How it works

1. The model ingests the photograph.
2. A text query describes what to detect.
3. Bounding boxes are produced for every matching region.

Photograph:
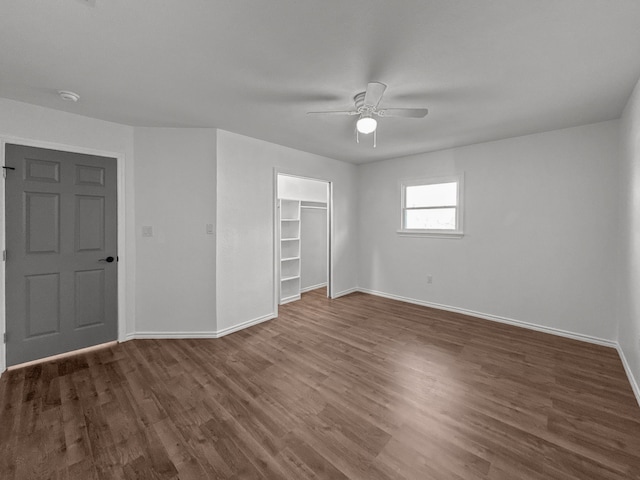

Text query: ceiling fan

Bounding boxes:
[307,82,429,147]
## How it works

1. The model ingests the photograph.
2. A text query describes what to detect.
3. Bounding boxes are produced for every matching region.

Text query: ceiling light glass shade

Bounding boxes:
[356,114,377,134]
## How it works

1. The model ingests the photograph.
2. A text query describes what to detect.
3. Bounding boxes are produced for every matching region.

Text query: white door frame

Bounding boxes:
[273,170,333,316]
[0,136,129,372]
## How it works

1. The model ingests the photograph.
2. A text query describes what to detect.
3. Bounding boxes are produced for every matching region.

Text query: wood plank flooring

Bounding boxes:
[1,289,640,479]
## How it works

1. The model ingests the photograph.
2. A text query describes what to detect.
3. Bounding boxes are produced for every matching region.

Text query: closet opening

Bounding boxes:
[275,173,331,305]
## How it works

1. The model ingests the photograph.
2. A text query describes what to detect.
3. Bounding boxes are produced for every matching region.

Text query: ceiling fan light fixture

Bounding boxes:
[307,82,427,146]
[356,113,377,134]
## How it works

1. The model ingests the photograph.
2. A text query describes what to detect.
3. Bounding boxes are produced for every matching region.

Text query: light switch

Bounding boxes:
[142,225,153,237]
[206,223,214,235]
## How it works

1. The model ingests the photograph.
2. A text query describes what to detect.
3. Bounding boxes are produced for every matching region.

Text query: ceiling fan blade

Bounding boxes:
[363,82,387,108]
[306,110,358,115]
[377,108,429,118]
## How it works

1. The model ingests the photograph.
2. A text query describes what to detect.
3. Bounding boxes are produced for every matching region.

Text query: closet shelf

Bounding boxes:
[280,198,302,305]
[280,294,301,305]
[281,275,300,282]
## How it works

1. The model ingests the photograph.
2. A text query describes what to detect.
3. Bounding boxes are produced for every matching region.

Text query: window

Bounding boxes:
[399,175,463,236]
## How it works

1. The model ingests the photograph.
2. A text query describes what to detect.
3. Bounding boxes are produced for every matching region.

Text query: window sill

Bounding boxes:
[396,229,464,238]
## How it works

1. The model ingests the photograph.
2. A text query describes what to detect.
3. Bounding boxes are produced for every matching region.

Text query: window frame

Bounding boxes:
[398,174,464,238]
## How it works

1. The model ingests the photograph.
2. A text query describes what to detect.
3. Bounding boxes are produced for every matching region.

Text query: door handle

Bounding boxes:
[99,256,115,263]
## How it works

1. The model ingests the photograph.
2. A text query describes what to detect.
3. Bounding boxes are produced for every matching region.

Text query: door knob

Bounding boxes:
[99,256,115,263]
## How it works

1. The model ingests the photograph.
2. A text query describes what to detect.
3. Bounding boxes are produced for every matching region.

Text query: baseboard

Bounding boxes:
[213,312,277,338]
[332,287,358,299]
[301,283,327,293]
[130,331,219,339]
[280,294,300,305]
[0,313,278,374]
[0,344,5,375]
[357,288,617,349]
[131,313,277,340]
[617,344,640,408]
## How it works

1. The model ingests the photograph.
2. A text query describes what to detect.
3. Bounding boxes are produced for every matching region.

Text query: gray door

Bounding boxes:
[5,144,118,366]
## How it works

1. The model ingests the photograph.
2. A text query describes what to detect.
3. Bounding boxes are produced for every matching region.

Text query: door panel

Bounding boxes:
[76,195,105,251]
[5,144,118,366]
[76,165,105,186]
[26,192,60,253]
[74,269,105,328]
[25,273,60,337]
[25,158,60,182]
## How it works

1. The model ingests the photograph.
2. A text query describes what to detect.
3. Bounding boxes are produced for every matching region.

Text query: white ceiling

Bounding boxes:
[2,1,640,164]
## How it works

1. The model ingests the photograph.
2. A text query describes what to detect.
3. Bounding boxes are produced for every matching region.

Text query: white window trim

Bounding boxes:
[397,174,464,238]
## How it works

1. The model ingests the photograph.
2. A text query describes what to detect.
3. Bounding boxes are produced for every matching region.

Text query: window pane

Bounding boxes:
[406,182,457,208]
[405,208,456,230]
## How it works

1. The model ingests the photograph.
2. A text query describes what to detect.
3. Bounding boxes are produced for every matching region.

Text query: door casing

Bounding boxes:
[0,136,129,372]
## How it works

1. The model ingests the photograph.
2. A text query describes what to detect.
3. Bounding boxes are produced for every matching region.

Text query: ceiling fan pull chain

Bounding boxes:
[356,127,359,144]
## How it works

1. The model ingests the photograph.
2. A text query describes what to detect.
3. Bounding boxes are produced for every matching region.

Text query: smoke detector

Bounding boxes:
[58,90,80,102]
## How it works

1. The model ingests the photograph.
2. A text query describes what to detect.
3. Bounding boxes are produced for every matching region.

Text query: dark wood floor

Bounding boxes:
[1,289,640,479]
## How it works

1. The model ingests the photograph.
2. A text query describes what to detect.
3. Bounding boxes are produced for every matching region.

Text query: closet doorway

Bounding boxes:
[276,173,331,305]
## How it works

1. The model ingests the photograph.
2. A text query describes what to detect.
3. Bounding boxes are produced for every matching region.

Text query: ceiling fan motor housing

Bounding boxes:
[354,91,368,112]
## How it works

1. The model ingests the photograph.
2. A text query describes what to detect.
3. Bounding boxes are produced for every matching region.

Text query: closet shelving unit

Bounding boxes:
[279,199,301,304]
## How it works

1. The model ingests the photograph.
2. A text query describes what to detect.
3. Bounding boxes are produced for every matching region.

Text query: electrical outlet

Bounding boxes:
[427,275,433,284]
[142,226,153,237]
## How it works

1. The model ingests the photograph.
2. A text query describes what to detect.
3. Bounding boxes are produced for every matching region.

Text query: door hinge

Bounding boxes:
[2,250,5,262]
[3,332,6,344]
[2,166,15,179]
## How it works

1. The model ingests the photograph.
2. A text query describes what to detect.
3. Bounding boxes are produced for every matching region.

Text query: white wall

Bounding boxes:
[216,130,358,333]
[0,98,136,372]
[619,76,640,398]
[133,128,217,335]
[300,207,328,291]
[278,175,328,203]
[358,121,620,342]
